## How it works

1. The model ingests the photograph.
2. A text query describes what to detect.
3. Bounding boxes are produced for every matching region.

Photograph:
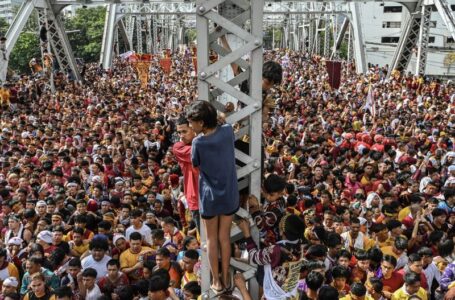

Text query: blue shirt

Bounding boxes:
[192,124,239,217]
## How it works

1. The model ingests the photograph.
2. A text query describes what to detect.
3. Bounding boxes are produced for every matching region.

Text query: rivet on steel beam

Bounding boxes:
[202,294,209,300]
[254,40,262,46]
[253,162,260,168]
[253,102,260,108]
[199,72,207,79]
[198,6,206,14]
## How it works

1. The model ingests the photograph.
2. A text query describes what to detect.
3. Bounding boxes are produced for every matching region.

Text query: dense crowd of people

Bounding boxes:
[0,48,454,300]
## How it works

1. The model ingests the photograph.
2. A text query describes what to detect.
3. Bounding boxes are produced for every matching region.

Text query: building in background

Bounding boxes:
[0,0,23,23]
[360,1,455,76]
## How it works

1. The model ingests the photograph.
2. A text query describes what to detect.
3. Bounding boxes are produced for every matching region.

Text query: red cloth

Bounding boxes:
[172,142,199,211]
[382,271,404,293]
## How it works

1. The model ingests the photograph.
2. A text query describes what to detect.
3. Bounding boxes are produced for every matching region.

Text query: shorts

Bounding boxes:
[201,206,239,220]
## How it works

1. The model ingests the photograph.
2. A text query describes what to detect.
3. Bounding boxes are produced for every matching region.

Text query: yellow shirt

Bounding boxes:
[381,245,400,259]
[341,295,373,300]
[120,247,153,270]
[120,247,152,281]
[72,242,89,257]
[181,271,197,289]
[391,286,427,300]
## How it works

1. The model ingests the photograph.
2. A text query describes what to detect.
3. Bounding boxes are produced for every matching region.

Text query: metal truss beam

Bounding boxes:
[331,16,349,59]
[39,0,81,80]
[433,0,455,41]
[388,1,423,77]
[415,4,431,74]
[196,0,262,298]
[1,0,80,81]
[349,2,366,73]
[1,0,35,81]
[100,3,118,68]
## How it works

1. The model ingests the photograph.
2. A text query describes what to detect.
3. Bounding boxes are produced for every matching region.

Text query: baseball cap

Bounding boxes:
[37,230,52,244]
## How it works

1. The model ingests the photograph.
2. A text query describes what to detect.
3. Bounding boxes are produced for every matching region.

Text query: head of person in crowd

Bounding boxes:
[89,236,109,262]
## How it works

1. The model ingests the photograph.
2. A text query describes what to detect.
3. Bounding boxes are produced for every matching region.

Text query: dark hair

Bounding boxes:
[263,174,286,194]
[408,253,422,264]
[432,208,447,217]
[183,281,201,296]
[68,257,81,268]
[404,271,421,285]
[182,236,197,251]
[130,232,143,241]
[417,247,433,257]
[152,229,164,240]
[176,116,189,126]
[317,285,338,300]
[107,259,120,268]
[438,240,454,257]
[325,232,342,248]
[332,265,350,279]
[287,195,298,206]
[149,270,170,292]
[2,292,19,300]
[185,100,218,129]
[351,282,367,296]
[337,249,352,260]
[98,221,112,231]
[305,271,324,291]
[143,260,156,271]
[350,217,360,225]
[355,250,370,261]
[184,249,199,260]
[156,247,171,258]
[383,254,397,267]
[89,237,109,251]
[386,219,402,231]
[130,209,142,218]
[74,214,87,224]
[81,267,97,278]
[134,280,149,297]
[394,236,408,250]
[114,286,134,299]
[28,256,43,266]
[263,61,283,84]
[54,286,73,298]
[162,216,176,226]
[369,277,383,293]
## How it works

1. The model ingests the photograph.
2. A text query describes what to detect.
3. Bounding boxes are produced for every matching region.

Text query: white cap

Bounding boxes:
[7,237,22,246]
[36,200,47,207]
[113,234,126,246]
[37,230,53,244]
[3,277,18,288]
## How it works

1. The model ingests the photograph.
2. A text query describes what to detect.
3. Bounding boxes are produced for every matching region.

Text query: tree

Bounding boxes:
[4,7,41,75]
[0,17,9,37]
[9,33,40,74]
[444,52,455,74]
[64,6,106,63]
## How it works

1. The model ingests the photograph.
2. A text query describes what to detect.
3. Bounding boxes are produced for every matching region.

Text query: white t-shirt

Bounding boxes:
[86,283,103,300]
[81,255,112,279]
[126,223,152,245]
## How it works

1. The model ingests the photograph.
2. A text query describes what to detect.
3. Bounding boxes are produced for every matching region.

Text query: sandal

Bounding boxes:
[210,285,226,296]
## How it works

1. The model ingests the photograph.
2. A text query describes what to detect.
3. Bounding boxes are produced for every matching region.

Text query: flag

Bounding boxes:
[160,58,172,74]
[326,60,342,90]
[363,84,376,118]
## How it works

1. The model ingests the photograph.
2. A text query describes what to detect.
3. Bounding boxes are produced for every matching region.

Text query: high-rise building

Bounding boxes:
[0,0,23,24]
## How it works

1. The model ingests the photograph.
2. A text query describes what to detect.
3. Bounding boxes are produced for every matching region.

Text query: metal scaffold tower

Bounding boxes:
[195,0,262,298]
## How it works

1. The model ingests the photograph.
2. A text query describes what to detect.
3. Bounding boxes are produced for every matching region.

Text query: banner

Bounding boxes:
[325,60,342,90]
[192,57,197,73]
[160,58,172,74]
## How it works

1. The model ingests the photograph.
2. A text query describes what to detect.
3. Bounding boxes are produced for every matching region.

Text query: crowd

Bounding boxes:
[0,47,453,300]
